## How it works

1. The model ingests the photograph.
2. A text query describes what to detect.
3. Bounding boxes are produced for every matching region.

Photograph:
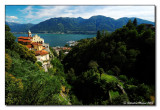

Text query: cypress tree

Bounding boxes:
[133,18,137,26]
[96,30,101,39]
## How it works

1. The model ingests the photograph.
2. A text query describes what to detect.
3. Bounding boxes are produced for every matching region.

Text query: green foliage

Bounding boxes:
[5,25,10,31]
[5,54,12,72]
[5,30,16,49]
[101,74,118,84]
[49,47,58,57]
[125,83,151,102]
[5,25,72,105]
[109,90,120,100]
[16,43,37,63]
[88,60,99,70]
[96,30,101,39]
[51,57,64,73]
[111,94,128,105]
[37,61,42,67]
[119,75,128,82]
[6,22,34,33]
[111,66,121,76]
[133,18,137,26]
[26,16,154,34]
[5,21,155,105]
[70,94,82,105]
[5,72,23,105]
[59,50,65,60]
[64,44,69,47]
[99,68,104,79]
[6,56,70,105]
[63,22,155,105]
[67,68,76,84]
[126,20,134,29]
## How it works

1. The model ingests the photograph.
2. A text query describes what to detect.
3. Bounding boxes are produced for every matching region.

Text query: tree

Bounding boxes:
[111,66,120,76]
[96,30,101,39]
[16,43,37,63]
[126,20,134,29]
[37,61,42,67]
[99,68,104,80]
[5,25,10,32]
[133,18,137,26]
[111,94,128,105]
[65,44,69,47]
[88,60,99,71]
[5,72,23,105]
[5,29,16,49]
[59,50,65,60]
[5,54,12,72]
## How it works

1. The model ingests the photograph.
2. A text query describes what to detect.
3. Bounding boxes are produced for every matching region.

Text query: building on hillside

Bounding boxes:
[18,36,32,45]
[28,30,32,37]
[35,50,50,72]
[43,43,50,52]
[17,30,50,72]
[52,46,71,56]
[32,34,44,44]
[67,41,78,46]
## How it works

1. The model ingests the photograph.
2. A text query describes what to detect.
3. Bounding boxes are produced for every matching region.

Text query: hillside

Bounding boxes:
[6,15,154,34]
[5,22,35,33]
[63,20,155,104]
[5,19,155,105]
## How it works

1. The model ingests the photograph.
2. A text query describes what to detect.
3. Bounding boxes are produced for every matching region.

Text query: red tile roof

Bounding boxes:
[18,36,32,39]
[18,39,31,42]
[35,50,48,56]
[26,45,32,48]
[42,47,46,49]
[62,47,71,50]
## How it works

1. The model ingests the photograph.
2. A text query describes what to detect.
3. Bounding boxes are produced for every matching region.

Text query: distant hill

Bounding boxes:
[6,15,154,34]
[5,22,35,33]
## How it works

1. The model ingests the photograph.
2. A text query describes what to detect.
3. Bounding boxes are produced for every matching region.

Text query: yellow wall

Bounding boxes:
[34,45,43,51]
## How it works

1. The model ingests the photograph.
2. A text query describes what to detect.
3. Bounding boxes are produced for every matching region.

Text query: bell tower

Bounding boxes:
[28,30,32,37]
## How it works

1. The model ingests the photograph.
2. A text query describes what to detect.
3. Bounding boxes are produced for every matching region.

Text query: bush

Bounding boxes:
[119,75,128,82]
[5,54,12,71]
[5,72,23,105]
[37,61,42,67]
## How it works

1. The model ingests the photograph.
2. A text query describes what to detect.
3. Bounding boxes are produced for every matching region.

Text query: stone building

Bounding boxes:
[17,30,50,72]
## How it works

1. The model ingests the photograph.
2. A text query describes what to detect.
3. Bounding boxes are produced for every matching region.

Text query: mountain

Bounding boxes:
[6,15,154,34]
[5,22,35,33]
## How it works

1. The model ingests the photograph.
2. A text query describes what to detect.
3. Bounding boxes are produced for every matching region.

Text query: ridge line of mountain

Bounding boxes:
[6,15,154,34]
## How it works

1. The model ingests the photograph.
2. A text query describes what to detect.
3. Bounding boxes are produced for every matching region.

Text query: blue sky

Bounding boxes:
[5,5,155,24]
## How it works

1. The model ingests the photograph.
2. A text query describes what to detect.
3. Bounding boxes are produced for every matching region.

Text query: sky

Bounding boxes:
[5,5,155,24]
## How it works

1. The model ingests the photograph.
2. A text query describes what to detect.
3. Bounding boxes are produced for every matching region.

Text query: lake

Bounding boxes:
[14,33,96,47]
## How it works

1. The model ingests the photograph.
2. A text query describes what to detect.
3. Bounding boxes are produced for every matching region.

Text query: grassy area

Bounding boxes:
[109,90,120,99]
[118,81,124,88]
[101,73,118,83]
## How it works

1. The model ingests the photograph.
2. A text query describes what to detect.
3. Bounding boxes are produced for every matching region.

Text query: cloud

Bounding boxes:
[19,6,155,23]
[68,6,155,21]
[6,16,18,19]
[6,16,19,23]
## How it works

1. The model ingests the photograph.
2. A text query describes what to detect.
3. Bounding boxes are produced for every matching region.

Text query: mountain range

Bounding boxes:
[6,15,154,34]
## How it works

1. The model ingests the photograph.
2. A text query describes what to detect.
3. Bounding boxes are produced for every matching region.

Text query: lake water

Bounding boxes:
[14,33,96,47]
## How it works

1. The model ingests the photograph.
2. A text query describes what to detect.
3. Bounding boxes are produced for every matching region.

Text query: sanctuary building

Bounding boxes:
[18,30,50,72]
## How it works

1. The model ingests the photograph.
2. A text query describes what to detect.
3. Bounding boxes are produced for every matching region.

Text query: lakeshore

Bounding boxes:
[14,33,96,47]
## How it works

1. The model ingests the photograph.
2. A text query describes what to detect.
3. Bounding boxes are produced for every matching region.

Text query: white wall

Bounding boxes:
[36,54,49,62]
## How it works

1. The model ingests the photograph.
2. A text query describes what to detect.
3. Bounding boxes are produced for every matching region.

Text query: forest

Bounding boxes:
[5,19,155,105]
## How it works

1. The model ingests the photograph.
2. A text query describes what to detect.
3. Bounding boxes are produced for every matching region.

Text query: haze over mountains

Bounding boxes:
[6,15,154,34]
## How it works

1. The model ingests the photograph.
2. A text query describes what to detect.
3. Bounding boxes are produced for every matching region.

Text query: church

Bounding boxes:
[18,30,50,72]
